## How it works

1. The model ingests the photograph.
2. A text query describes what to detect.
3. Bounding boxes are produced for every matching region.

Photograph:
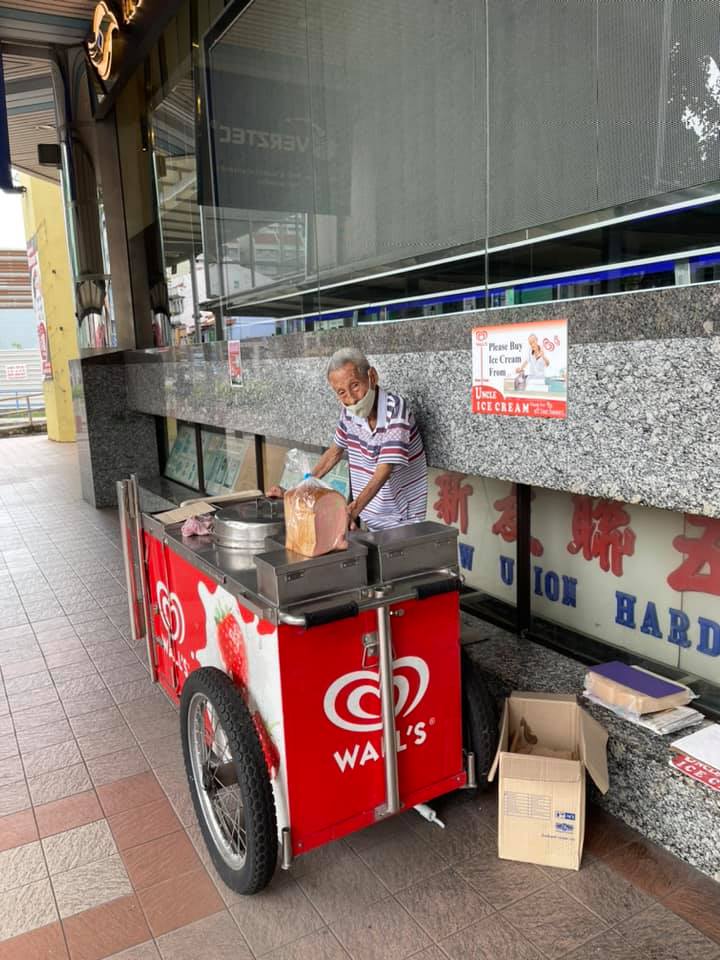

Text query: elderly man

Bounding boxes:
[268,347,428,531]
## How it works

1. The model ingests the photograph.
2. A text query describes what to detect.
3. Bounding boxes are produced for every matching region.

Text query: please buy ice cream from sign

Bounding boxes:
[471,318,568,419]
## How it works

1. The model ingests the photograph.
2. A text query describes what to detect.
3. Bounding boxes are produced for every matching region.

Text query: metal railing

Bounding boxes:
[0,392,46,431]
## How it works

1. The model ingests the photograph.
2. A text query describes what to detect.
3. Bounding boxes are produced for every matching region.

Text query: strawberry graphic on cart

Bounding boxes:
[215,605,249,688]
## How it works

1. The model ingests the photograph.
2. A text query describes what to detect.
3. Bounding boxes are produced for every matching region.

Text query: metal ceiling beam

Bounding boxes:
[0,5,88,44]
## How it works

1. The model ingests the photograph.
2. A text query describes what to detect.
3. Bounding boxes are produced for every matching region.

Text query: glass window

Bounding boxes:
[200,427,258,495]
[163,421,200,489]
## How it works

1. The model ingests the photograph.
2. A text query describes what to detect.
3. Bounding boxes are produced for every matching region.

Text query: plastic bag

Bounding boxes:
[284,477,348,557]
[181,514,214,537]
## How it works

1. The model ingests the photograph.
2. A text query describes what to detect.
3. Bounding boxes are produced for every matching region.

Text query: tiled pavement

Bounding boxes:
[0,436,719,960]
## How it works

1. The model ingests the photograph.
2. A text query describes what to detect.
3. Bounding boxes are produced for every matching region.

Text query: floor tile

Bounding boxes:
[15,719,74,755]
[561,858,654,924]
[61,894,151,960]
[0,754,24,788]
[663,874,720,944]
[12,700,66,733]
[139,733,184,770]
[87,747,149,787]
[562,929,641,960]
[258,928,349,960]
[126,714,178,746]
[0,808,38,852]
[230,875,324,955]
[3,670,52,695]
[76,723,136,762]
[408,949,447,960]
[28,761,92,806]
[454,846,551,910]
[502,885,608,959]
[617,902,720,960]
[297,846,389,923]
[0,656,48,680]
[441,914,543,960]
[0,840,48,893]
[122,830,200,890]
[7,684,59,712]
[22,739,82,780]
[49,661,98,685]
[331,897,430,960]
[357,828,447,892]
[35,790,104,839]
[0,878,58,941]
[105,943,160,960]
[583,807,639,861]
[151,761,195,826]
[111,680,159,705]
[407,797,499,865]
[69,706,127,738]
[603,839,694,899]
[396,867,494,940]
[0,921,68,960]
[55,675,108,700]
[0,780,30,818]
[62,691,116,720]
[51,853,133,918]
[42,819,117,875]
[137,865,225,937]
[107,796,181,851]
[156,911,252,960]
[97,772,164,818]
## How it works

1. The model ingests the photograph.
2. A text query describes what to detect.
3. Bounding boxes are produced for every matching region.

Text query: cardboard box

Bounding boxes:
[489,692,609,871]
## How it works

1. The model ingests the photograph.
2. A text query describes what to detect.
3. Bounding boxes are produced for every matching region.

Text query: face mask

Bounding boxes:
[345,385,376,420]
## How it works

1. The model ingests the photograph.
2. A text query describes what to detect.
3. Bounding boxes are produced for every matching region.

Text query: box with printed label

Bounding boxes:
[489,692,609,870]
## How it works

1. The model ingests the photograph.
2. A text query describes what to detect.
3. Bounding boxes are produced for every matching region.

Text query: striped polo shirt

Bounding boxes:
[334,388,428,530]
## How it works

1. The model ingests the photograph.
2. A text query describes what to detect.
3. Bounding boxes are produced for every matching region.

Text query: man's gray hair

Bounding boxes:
[326,347,371,379]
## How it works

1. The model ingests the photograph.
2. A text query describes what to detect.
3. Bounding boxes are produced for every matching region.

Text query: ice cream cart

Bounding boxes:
[118,477,498,894]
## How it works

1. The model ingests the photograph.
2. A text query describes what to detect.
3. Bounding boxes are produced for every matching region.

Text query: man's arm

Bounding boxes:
[348,463,393,524]
[312,442,345,479]
[266,443,345,497]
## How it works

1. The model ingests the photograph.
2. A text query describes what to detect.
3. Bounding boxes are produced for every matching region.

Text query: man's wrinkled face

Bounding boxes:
[328,363,377,406]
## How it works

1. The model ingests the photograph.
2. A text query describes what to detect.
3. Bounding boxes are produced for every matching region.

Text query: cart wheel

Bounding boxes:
[180,667,277,895]
[461,650,499,793]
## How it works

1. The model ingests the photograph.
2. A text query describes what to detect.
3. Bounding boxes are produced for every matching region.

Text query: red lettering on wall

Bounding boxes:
[433,473,473,535]
[667,516,720,596]
[567,495,636,577]
[491,485,544,557]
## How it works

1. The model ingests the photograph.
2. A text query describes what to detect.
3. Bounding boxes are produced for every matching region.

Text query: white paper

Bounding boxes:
[671,723,720,766]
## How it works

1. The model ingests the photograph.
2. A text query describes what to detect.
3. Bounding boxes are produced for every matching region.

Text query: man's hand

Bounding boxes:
[346,501,359,530]
[266,485,285,499]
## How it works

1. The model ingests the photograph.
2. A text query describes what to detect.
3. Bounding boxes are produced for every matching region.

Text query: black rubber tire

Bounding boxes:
[461,649,499,793]
[180,667,278,895]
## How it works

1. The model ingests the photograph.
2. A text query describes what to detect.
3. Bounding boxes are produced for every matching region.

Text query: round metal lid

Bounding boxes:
[212,498,284,549]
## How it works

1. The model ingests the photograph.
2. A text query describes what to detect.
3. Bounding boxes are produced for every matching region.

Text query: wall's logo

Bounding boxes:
[87,0,144,80]
[156,580,185,645]
[323,657,429,732]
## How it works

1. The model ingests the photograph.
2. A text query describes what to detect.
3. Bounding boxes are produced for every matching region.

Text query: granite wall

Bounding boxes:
[70,354,160,508]
[123,283,720,517]
[462,615,720,879]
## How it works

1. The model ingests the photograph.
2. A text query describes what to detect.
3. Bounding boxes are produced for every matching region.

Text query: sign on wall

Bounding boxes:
[471,318,567,419]
[5,364,27,381]
[228,340,242,387]
[427,468,720,685]
[27,237,51,380]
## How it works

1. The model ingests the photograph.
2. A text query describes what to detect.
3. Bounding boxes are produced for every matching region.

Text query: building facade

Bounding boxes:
[3,0,720,871]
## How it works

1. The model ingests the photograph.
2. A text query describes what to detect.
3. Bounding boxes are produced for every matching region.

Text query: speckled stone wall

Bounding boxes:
[70,355,160,508]
[123,283,720,517]
[461,615,720,879]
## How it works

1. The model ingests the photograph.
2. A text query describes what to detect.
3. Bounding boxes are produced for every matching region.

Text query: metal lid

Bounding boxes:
[213,498,285,549]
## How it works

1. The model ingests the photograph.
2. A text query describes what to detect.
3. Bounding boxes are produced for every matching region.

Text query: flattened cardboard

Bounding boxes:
[489,692,609,871]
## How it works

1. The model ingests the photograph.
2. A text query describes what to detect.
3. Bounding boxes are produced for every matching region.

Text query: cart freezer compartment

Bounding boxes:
[489,692,609,871]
